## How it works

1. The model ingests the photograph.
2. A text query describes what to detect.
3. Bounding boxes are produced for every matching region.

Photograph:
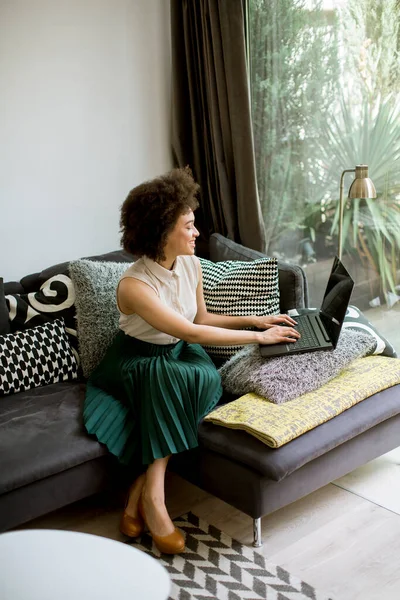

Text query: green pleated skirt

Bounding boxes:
[83,331,223,466]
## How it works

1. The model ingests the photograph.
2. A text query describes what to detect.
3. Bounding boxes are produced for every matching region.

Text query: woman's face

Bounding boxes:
[164,210,199,258]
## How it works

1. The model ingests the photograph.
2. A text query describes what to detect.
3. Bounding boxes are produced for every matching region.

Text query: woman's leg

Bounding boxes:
[141,455,175,537]
[124,472,146,518]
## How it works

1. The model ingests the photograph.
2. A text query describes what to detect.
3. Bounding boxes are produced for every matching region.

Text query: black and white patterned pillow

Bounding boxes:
[0,278,10,335]
[342,305,397,358]
[5,273,78,361]
[289,306,398,358]
[199,257,280,360]
[0,319,78,396]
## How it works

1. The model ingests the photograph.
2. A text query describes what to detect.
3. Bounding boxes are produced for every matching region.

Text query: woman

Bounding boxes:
[84,167,299,554]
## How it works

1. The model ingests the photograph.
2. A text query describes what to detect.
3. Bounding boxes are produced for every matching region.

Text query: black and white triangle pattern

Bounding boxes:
[0,318,78,396]
[199,258,280,360]
[130,513,334,600]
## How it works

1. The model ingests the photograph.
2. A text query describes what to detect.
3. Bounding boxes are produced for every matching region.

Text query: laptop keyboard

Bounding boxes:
[288,316,320,350]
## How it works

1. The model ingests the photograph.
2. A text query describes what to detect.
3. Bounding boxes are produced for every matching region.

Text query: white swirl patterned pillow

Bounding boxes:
[342,305,397,357]
[290,305,397,358]
[5,272,77,361]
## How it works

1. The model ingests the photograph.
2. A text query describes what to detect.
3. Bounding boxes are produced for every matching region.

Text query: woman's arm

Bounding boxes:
[118,278,300,346]
[194,264,297,330]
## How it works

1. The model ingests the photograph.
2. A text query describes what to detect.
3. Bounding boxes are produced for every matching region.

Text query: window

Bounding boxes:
[248,0,400,351]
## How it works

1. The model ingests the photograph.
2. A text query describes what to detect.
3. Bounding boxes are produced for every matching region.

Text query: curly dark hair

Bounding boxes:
[120,166,200,262]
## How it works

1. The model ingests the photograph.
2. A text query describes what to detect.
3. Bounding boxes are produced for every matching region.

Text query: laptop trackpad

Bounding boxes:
[260,344,290,357]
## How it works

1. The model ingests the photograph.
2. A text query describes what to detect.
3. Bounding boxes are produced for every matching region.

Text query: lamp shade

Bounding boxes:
[348,164,377,199]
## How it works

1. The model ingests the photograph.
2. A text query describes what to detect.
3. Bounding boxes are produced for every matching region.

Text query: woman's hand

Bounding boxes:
[252,314,298,330]
[258,325,301,345]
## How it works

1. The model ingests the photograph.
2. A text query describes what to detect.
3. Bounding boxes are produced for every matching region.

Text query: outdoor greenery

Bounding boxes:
[341,0,400,101]
[317,96,400,296]
[249,0,400,301]
[319,0,400,297]
[248,0,340,256]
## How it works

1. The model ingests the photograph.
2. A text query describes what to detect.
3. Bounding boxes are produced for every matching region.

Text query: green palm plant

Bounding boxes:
[316,94,400,299]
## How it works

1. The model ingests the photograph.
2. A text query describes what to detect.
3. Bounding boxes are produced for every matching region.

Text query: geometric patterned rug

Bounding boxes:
[128,513,334,600]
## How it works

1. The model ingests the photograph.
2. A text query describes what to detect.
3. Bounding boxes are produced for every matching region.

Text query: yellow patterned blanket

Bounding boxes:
[205,356,400,448]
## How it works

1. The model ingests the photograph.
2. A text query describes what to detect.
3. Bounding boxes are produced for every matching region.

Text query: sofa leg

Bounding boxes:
[253,518,262,548]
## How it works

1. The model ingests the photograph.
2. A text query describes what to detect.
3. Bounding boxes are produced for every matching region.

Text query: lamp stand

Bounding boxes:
[338,169,355,260]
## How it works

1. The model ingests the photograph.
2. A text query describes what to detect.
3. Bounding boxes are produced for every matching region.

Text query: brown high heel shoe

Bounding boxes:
[119,480,145,538]
[138,497,185,554]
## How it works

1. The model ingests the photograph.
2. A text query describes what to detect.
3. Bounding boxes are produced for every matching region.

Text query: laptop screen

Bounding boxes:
[320,256,355,347]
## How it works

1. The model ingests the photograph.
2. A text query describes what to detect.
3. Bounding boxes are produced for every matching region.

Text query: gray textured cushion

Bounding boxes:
[209,233,308,311]
[69,260,131,378]
[219,329,375,403]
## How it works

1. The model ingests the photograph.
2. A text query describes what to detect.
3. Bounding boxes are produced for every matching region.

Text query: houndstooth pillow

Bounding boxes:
[0,318,78,396]
[199,258,280,361]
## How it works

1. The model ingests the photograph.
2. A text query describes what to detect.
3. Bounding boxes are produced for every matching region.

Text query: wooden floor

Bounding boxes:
[19,447,400,600]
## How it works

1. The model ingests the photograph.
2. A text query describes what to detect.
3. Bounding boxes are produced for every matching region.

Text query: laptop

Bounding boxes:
[260,256,354,358]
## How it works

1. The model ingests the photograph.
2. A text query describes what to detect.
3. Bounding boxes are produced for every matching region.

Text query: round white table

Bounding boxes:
[0,529,170,600]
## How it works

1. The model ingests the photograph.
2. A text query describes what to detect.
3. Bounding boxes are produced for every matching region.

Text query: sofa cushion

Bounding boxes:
[0,381,108,494]
[199,383,400,482]
[209,233,269,263]
[84,249,135,264]
[208,233,308,312]
[199,257,280,360]
[69,260,132,378]
[209,356,400,448]
[0,278,10,335]
[0,320,79,397]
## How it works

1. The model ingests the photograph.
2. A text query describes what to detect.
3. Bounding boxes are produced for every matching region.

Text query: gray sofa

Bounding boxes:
[1,234,400,547]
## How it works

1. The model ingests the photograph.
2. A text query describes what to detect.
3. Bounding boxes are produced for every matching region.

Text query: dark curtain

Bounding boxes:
[171,0,266,253]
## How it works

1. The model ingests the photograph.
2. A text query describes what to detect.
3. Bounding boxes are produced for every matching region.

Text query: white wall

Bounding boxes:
[0,0,172,281]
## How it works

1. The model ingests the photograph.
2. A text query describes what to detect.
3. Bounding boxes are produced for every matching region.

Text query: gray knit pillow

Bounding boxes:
[219,328,376,404]
[69,260,131,378]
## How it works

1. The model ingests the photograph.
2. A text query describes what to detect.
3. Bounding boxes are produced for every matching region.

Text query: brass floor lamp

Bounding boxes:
[338,164,376,260]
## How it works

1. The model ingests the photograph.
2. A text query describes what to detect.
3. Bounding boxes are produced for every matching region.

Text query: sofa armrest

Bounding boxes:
[277,261,308,312]
[208,233,308,312]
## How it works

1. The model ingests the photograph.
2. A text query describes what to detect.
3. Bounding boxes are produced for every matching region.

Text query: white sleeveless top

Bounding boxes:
[118,254,200,344]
